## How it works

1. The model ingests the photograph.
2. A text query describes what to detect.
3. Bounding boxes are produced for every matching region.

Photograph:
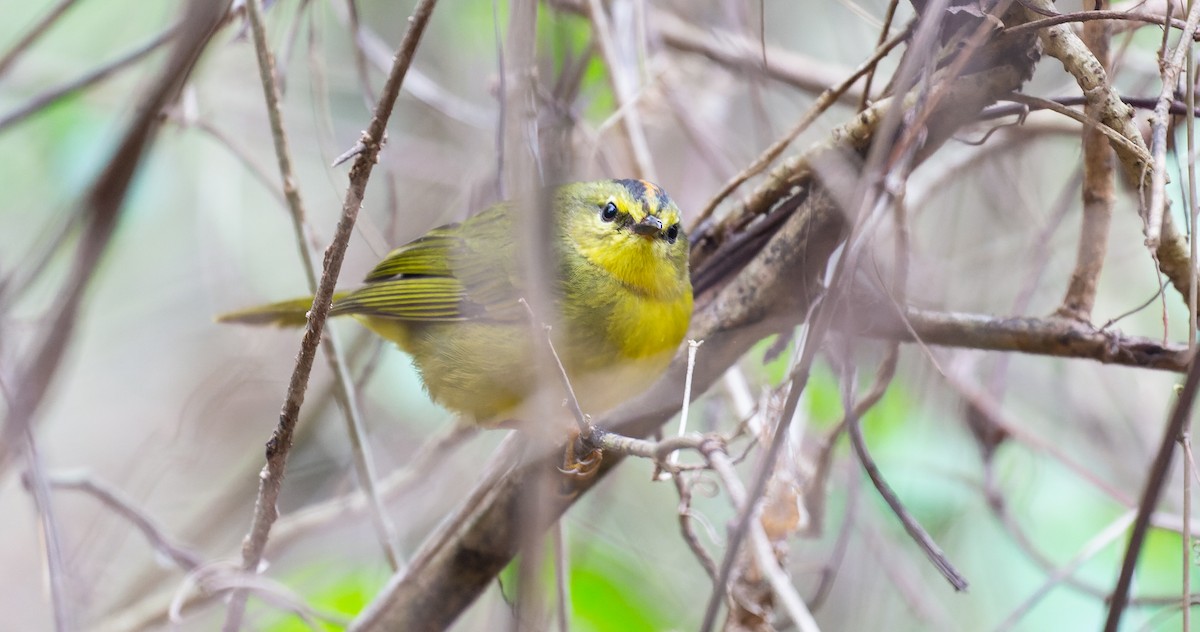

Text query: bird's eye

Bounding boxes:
[666,224,680,243]
[601,201,619,222]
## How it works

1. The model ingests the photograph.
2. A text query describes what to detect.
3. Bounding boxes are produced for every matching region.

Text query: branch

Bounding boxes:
[1143,0,1200,249]
[0,0,82,78]
[1024,0,1198,308]
[243,0,400,571]
[850,307,1191,372]
[1056,2,1114,322]
[347,11,1038,627]
[0,27,178,134]
[0,0,231,478]
[1104,355,1200,630]
[222,0,439,628]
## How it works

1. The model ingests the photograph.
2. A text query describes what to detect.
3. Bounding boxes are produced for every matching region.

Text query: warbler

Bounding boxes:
[218,179,693,429]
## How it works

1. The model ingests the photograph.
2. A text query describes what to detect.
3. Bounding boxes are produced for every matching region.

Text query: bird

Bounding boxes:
[218,179,694,432]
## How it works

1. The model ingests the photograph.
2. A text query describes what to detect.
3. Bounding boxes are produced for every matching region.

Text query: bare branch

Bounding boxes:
[0,27,178,133]
[1026,0,1198,308]
[242,0,400,572]
[49,471,204,572]
[22,434,73,631]
[0,0,232,478]
[1143,0,1200,249]
[1104,353,1200,630]
[0,0,82,78]
[223,0,440,628]
[1057,4,1115,322]
[850,306,1191,372]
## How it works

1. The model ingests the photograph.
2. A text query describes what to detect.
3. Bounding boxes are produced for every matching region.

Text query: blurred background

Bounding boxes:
[1,0,1196,630]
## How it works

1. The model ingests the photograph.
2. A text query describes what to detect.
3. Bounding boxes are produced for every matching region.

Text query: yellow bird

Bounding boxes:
[218,179,693,430]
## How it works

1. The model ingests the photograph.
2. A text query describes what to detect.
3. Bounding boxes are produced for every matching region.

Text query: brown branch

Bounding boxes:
[844,349,969,591]
[222,0,439,628]
[1105,351,1200,630]
[1004,8,1200,39]
[1025,0,1198,307]
[347,14,1037,627]
[851,306,1191,371]
[242,0,400,572]
[1057,4,1115,322]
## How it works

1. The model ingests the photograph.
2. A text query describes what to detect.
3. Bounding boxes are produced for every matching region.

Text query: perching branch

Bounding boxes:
[349,11,1039,624]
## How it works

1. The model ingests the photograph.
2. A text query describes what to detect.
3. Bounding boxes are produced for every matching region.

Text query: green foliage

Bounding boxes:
[262,568,377,632]
[496,535,675,630]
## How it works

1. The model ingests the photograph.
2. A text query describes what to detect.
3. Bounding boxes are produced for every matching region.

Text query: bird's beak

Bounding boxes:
[631,215,663,237]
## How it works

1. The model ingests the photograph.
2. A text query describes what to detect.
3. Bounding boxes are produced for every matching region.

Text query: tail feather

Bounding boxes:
[216,293,348,328]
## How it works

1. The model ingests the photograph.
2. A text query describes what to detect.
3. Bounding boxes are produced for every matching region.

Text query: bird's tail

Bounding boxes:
[215,293,350,328]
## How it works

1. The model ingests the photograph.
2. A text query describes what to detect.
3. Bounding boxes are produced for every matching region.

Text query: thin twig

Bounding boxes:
[663,339,703,473]
[1104,352,1200,631]
[995,511,1137,631]
[1004,8,1200,38]
[49,471,204,571]
[223,0,439,628]
[242,0,401,571]
[846,346,969,591]
[582,0,655,179]
[173,564,350,630]
[705,446,821,632]
[1144,0,1200,249]
[1004,92,1153,164]
[519,298,591,436]
[694,23,911,227]
[671,473,719,580]
[0,0,230,480]
[22,433,73,632]
[859,0,900,112]
[0,0,82,78]
[0,27,178,133]
[1185,433,1194,632]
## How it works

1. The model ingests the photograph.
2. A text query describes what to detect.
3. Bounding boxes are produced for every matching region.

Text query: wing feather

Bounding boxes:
[333,204,523,323]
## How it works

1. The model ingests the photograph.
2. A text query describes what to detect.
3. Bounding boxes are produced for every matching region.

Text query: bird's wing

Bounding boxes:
[332,205,525,322]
